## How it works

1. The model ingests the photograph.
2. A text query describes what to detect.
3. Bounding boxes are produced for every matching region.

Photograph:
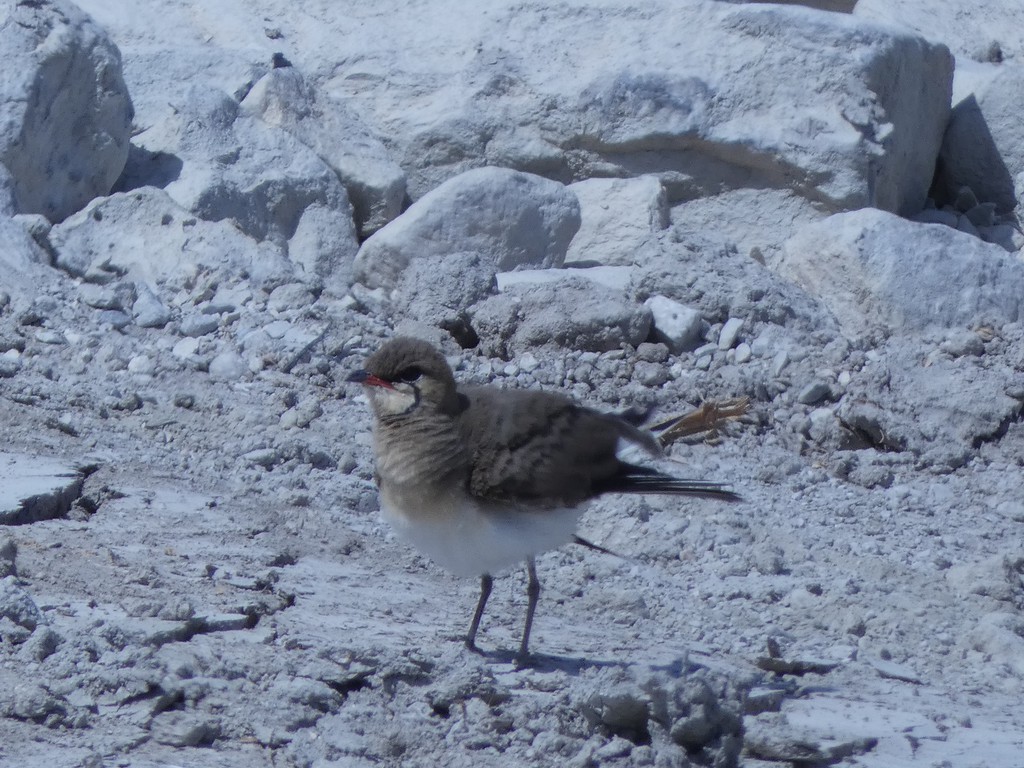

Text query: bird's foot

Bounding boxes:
[464,638,486,656]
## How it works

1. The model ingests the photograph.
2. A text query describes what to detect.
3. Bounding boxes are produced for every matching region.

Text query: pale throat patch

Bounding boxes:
[368,384,418,416]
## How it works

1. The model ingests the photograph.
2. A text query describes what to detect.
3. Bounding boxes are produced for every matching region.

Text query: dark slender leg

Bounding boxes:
[465,573,493,653]
[516,558,541,663]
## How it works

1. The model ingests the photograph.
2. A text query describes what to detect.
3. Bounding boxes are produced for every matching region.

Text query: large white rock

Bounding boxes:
[855,0,1024,62]
[353,167,580,289]
[777,209,1024,337]
[0,0,133,222]
[937,65,1024,214]
[241,68,406,238]
[0,217,56,309]
[132,85,359,264]
[49,187,292,289]
[324,1,951,216]
[565,176,669,266]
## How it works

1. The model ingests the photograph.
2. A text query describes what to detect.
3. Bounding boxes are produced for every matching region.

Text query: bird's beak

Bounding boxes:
[347,370,395,389]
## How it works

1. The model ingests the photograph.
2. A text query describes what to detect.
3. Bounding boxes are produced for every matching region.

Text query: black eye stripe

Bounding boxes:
[395,366,423,383]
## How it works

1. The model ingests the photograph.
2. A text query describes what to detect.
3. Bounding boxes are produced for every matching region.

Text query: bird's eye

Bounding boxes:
[396,366,423,383]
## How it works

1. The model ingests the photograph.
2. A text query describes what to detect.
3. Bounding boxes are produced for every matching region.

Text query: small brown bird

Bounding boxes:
[349,337,738,662]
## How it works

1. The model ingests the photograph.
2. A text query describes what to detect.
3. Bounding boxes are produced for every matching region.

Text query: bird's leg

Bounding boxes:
[516,558,541,664]
[465,573,493,654]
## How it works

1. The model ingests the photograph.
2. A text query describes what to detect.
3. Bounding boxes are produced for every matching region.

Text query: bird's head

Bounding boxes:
[349,337,461,418]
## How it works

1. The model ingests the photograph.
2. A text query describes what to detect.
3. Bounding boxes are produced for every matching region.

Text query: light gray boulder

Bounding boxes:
[335,1,951,216]
[241,68,406,238]
[0,216,56,309]
[0,0,133,222]
[393,252,496,341]
[565,176,669,266]
[49,186,291,289]
[353,167,580,290]
[837,342,1021,468]
[133,85,358,270]
[937,65,1024,214]
[777,209,1024,337]
[469,277,651,357]
[855,0,1024,62]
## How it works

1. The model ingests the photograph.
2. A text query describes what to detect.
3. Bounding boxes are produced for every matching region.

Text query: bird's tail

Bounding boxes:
[596,465,741,501]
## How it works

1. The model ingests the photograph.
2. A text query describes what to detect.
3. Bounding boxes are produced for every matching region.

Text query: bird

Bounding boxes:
[348,336,739,663]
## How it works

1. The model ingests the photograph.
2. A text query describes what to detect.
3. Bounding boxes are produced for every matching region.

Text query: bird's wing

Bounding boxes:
[459,386,661,506]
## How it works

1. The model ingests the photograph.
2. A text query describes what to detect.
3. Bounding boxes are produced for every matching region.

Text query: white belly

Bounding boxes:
[380,497,585,578]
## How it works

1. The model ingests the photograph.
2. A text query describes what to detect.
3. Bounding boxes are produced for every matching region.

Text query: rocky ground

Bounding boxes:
[2,1,1024,767]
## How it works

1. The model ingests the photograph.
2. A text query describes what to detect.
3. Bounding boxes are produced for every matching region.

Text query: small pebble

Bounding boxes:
[518,352,540,372]
[771,350,789,377]
[208,350,248,381]
[172,338,200,359]
[180,315,220,338]
[127,355,156,376]
[734,342,752,364]
[797,380,831,405]
[718,317,744,350]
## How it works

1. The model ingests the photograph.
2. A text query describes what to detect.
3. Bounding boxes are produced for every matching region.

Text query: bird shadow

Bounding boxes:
[476,646,631,675]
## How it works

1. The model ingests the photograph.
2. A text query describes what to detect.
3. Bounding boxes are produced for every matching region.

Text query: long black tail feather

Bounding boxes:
[595,464,741,501]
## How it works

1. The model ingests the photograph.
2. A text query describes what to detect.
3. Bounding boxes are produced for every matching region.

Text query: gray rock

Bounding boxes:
[0,354,21,378]
[150,711,221,747]
[644,295,702,353]
[0,576,43,631]
[353,167,580,290]
[180,315,220,338]
[797,380,831,405]
[718,317,744,350]
[937,66,1024,212]
[779,209,1024,336]
[940,329,985,357]
[565,176,669,266]
[208,350,248,381]
[140,84,359,263]
[470,278,651,357]
[0,0,133,221]
[132,283,172,328]
[50,187,293,289]
[837,343,1021,463]
[0,535,15,578]
[338,3,950,217]
[241,67,406,237]
[394,252,496,344]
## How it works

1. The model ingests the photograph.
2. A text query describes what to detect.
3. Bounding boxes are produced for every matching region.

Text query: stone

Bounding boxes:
[936,66,1024,213]
[241,67,406,237]
[797,380,831,405]
[146,84,356,240]
[0,0,133,221]
[718,317,744,350]
[353,167,580,290]
[855,0,1024,63]
[495,266,635,294]
[180,315,220,338]
[0,453,83,525]
[644,296,702,353]
[565,176,669,266]
[132,283,172,328]
[470,278,651,357]
[394,252,496,345]
[0,576,43,632]
[208,350,248,381]
[778,209,1024,337]
[50,187,293,289]
[334,2,950,216]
